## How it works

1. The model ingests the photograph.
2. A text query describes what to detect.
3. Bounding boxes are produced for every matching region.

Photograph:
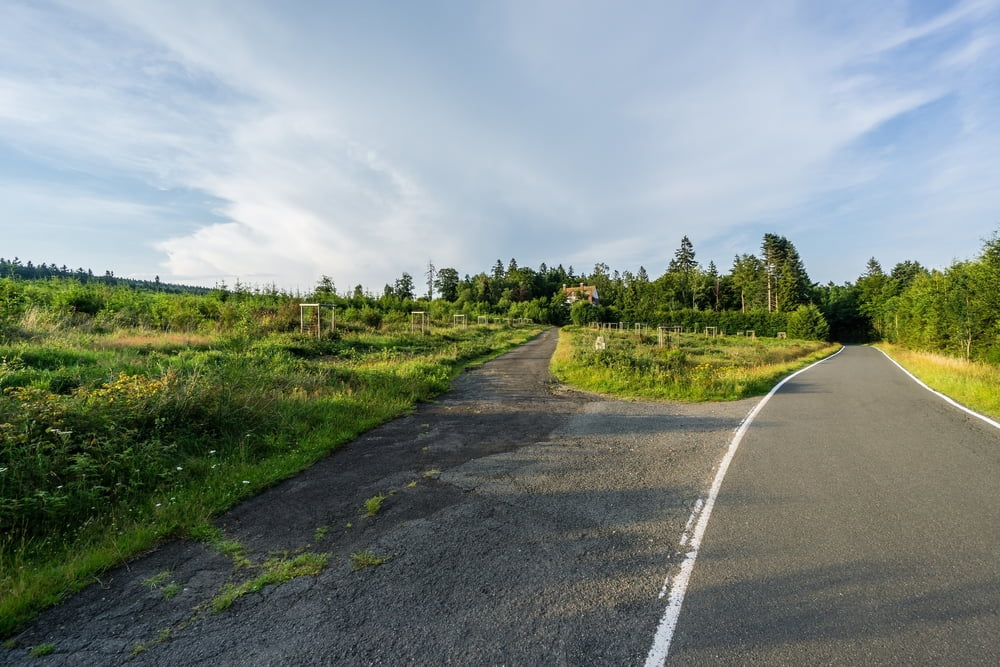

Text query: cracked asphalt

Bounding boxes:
[4,328,756,665]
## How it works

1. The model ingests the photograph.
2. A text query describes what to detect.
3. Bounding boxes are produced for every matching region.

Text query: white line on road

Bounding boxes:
[643,346,845,667]
[875,347,1000,431]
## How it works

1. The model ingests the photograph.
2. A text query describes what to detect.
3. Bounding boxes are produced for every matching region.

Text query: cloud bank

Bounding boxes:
[2,0,998,289]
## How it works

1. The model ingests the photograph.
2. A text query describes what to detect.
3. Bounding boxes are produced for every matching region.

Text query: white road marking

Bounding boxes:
[875,348,1000,431]
[678,497,703,548]
[643,346,845,667]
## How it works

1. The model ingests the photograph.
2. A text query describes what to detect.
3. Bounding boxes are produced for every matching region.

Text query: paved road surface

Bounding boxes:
[668,346,1000,665]
[5,329,756,665]
[8,339,997,665]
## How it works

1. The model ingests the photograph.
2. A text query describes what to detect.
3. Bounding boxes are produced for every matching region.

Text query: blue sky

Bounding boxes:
[2,0,999,292]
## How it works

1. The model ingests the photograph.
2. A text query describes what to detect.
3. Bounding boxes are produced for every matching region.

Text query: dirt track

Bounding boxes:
[5,328,757,665]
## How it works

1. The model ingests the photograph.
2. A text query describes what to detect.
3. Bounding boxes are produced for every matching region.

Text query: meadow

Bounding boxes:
[551,325,840,401]
[0,315,544,637]
[2,274,988,639]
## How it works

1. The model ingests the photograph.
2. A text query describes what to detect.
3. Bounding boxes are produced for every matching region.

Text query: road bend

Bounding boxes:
[667,345,1000,665]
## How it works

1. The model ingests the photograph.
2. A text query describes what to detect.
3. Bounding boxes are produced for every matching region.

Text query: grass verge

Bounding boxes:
[0,323,545,638]
[551,326,840,401]
[874,343,1000,421]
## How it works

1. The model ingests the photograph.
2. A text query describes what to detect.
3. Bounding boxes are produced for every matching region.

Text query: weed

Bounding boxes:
[313,525,329,542]
[29,643,55,658]
[144,571,172,589]
[423,469,442,479]
[406,480,418,489]
[161,583,182,600]
[210,552,328,613]
[362,493,387,517]
[212,539,252,570]
[350,550,388,571]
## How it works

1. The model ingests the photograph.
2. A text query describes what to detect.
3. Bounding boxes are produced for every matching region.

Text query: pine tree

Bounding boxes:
[667,236,700,309]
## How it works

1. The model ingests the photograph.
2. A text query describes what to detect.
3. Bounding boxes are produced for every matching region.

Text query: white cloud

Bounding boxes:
[1,0,998,290]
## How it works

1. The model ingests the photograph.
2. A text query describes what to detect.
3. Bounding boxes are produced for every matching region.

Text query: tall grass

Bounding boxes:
[875,343,1000,420]
[0,322,544,637]
[551,326,839,401]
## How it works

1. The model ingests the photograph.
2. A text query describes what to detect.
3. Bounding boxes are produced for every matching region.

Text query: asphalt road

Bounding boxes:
[667,345,1000,665]
[9,339,997,665]
[5,329,756,665]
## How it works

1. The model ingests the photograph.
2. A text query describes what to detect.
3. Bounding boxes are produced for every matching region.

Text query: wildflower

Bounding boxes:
[156,503,162,507]
[209,450,217,455]
[176,466,183,471]
[0,467,7,473]
[242,480,250,484]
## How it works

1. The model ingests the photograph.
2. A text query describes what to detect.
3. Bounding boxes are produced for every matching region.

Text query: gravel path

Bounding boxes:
[5,328,757,666]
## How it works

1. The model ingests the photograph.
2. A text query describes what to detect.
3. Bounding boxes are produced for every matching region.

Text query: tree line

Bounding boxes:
[3,229,997,358]
[0,257,210,295]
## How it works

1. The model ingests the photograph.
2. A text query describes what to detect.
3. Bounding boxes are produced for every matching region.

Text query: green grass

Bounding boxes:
[349,550,388,571]
[875,344,1000,421]
[29,642,55,658]
[551,326,840,401]
[210,552,328,613]
[362,493,387,517]
[0,322,545,638]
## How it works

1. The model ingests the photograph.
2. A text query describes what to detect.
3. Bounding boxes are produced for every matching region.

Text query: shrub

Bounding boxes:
[786,304,830,341]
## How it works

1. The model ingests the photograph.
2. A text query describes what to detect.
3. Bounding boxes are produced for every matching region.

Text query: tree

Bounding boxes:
[761,234,810,312]
[857,258,888,338]
[492,259,505,282]
[315,275,336,300]
[667,236,700,309]
[705,261,721,311]
[731,254,764,312]
[786,303,830,341]
[570,299,599,325]
[434,267,461,302]
[425,260,436,300]
[393,272,415,301]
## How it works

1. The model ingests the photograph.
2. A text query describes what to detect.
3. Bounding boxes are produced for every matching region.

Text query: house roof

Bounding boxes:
[562,283,599,302]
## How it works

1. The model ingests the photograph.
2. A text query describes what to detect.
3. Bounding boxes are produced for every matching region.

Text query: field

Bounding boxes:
[0,321,545,636]
[551,325,841,401]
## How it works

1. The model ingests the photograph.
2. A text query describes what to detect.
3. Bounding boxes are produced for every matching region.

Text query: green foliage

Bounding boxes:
[350,550,388,571]
[785,304,830,341]
[854,231,999,361]
[362,493,387,517]
[0,305,544,637]
[552,326,838,402]
[570,300,599,325]
[29,642,55,658]
[211,552,328,613]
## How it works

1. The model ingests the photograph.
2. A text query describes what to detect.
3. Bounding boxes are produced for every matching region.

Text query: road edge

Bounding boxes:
[873,347,1000,431]
[643,345,846,667]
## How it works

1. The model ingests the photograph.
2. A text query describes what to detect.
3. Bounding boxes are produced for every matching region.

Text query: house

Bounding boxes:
[562,283,599,306]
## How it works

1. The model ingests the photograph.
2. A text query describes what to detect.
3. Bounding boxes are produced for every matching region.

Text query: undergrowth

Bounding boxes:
[0,323,544,638]
[551,326,840,401]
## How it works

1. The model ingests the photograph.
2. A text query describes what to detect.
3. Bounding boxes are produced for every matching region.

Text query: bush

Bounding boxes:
[786,304,830,341]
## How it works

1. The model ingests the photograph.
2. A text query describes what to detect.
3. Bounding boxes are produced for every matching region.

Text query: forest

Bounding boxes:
[2,229,999,361]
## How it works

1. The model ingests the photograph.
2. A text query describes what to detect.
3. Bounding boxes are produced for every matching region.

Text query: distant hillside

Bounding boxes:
[0,257,211,295]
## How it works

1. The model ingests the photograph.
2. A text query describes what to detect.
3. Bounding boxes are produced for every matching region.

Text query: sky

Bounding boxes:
[2,0,999,294]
